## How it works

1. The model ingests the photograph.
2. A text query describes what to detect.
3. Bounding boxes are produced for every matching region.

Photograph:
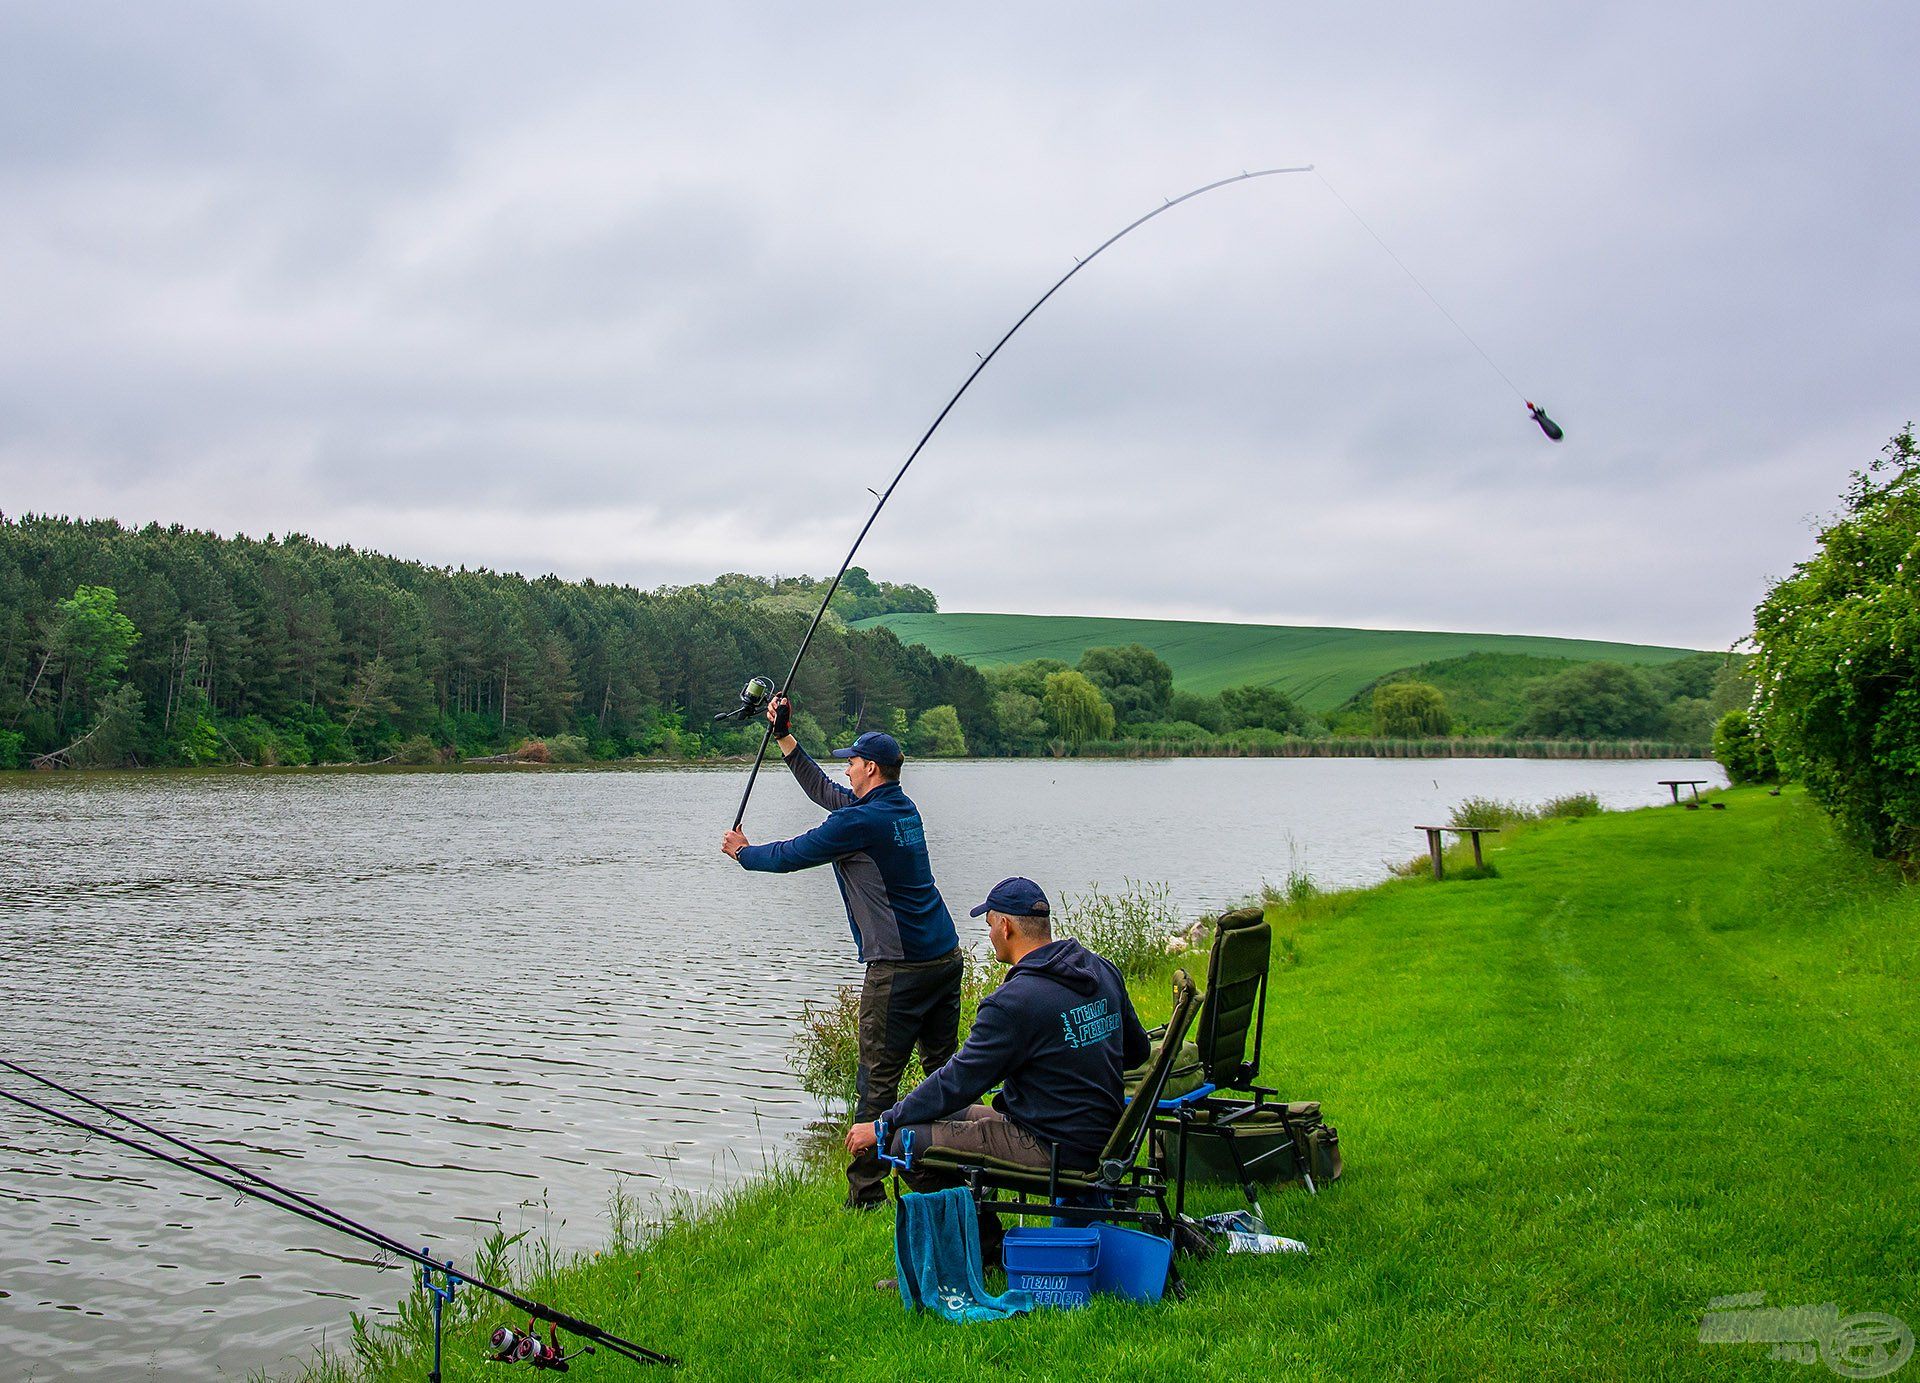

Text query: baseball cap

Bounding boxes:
[829,731,904,767]
[969,876,1050,919]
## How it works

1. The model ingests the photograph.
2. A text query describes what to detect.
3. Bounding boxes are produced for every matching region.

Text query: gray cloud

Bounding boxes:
[2,1,1915,649]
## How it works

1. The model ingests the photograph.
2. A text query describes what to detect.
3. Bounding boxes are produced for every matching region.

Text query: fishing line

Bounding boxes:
[721,163,1567,826]
[724,165,1316,829]
[0,1070,675,1368]
[1312,168,1527,403]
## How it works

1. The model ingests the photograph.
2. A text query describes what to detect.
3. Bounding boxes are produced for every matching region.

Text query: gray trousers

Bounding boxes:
[886,1103,1055,1192]
[848,949,964,1205]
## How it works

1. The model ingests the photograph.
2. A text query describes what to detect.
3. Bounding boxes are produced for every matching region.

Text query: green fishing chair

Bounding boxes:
[882,969,1201,1247]
[1149,906,1323,1218]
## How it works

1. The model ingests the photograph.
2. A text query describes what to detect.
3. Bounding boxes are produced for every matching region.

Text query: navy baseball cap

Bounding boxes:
[970,876,1050,919]
[830,731,904,767]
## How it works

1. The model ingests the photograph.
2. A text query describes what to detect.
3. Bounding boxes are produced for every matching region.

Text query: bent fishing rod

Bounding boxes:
[0,1060,675,1370]
[720,165,1316,828]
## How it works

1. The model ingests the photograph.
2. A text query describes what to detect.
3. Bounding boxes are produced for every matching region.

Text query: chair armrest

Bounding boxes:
[1156,1083,1217,1112]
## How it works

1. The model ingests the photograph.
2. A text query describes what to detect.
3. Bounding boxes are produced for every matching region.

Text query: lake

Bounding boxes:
[0,756,1722,1379]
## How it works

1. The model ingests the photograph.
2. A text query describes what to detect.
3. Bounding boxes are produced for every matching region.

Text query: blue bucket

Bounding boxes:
[1001,1226,1099,1309]
[1093,1224,1172,1302]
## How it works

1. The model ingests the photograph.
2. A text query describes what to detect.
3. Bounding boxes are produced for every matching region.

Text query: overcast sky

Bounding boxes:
[2,3,1913,649]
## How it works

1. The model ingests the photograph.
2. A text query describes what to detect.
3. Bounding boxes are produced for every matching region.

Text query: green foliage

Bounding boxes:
[1040,669,1115,748]
[1372,680,1451,737]
[1752,425,1920,860]
[0,517,992,770]
[1519,662,1666,739]
[541,734,592,764]
[1168,689,1225,732]
[1057,878,1182,979]
[1329,649,1750,740]
[0,728,21,769]
[907,704,967,757]
[989,690,1046,752]
[1449,795,1532,828]
[982,658,1071,700]
[789,709,828,753]
[1218,682,1310,733]
[692,567,936,623]
[1449,792,1605,828]
[73,683,145,766]
[1118,719,1217,741]
[1713,708,1776,785]
[859,610,1704,707]
[393,735,441,766]
[54,584,140,691]
[1076,643,1173,724]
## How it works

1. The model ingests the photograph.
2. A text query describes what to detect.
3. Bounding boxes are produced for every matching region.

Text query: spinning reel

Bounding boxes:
[713,675,775,724]
[489,1321,594,1371]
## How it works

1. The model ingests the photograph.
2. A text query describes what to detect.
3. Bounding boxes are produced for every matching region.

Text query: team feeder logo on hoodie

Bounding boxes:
[1060,997,1122,1049]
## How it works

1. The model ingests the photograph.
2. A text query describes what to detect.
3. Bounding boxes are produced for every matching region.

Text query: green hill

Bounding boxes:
[855,611,1704,712]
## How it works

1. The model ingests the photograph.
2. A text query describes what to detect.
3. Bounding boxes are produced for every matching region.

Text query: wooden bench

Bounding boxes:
[1657,779,1710,804]
[1416,825,1498,880]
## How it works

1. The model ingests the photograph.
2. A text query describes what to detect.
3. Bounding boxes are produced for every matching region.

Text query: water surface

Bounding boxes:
[0,756,1722,1379]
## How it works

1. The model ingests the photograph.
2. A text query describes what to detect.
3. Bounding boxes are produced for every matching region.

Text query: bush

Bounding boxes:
[543,734,593,764]
[0,728,21,769]
[1120,720,1216,742]
[1712,708,1776,786]
[1452,792,1604,828]
[1077,644,1174,724]
[1169,690,1225,733]
[1373,681,1451,737]
[1450,795,1533,828]
[1057,879,1181,979]
[1519,663,1667,739]
[1753,425,1920,862]
[394,734,441,765]
[909,704,968,757]
[1041,670,1115,748]
[1219,683,1310,733]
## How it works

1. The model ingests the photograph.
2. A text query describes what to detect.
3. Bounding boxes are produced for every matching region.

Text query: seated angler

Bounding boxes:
[844,876,1150,1192]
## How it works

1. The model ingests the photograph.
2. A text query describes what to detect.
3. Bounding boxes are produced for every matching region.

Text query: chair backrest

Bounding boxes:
[1097,968,1200,1183]
[1197,905,1271,1089]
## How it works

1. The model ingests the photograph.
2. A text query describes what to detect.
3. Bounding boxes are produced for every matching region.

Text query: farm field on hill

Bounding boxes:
[857,612,1702,710]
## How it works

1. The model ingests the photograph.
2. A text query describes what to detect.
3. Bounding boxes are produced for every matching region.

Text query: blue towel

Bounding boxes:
[893,1188,1032,1322]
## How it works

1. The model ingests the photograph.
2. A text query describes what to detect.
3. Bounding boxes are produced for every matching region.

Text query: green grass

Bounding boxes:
[303,789,1918,1380]
[855,612,1702,710]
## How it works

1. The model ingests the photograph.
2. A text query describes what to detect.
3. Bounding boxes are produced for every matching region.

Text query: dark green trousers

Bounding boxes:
[847,948,964,1206]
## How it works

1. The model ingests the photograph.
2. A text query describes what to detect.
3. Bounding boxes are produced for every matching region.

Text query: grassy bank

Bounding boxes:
[302,788,1918,1380]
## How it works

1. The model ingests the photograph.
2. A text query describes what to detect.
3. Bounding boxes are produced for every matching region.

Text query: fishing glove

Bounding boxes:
[771,697,791,738]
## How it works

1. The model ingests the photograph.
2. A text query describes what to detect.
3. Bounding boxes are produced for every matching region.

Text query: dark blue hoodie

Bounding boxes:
[883,937,1150,1167]
[733,745,958,964]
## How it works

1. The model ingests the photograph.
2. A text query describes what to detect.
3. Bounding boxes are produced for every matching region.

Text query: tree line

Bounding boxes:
[0,514,981,769]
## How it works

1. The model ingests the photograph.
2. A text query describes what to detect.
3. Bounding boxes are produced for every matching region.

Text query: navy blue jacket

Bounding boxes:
[884,938,1150,1166]
[734,745,959,963]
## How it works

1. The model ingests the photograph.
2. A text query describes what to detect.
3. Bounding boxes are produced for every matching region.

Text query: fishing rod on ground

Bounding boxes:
[0,1061,676,1374]
[716,165,1565,828]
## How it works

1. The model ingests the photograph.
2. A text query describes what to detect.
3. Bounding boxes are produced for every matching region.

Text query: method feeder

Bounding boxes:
[722,166,1567,829]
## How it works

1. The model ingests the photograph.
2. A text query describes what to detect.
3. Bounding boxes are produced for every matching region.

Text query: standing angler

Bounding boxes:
[721,696,963,1210]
